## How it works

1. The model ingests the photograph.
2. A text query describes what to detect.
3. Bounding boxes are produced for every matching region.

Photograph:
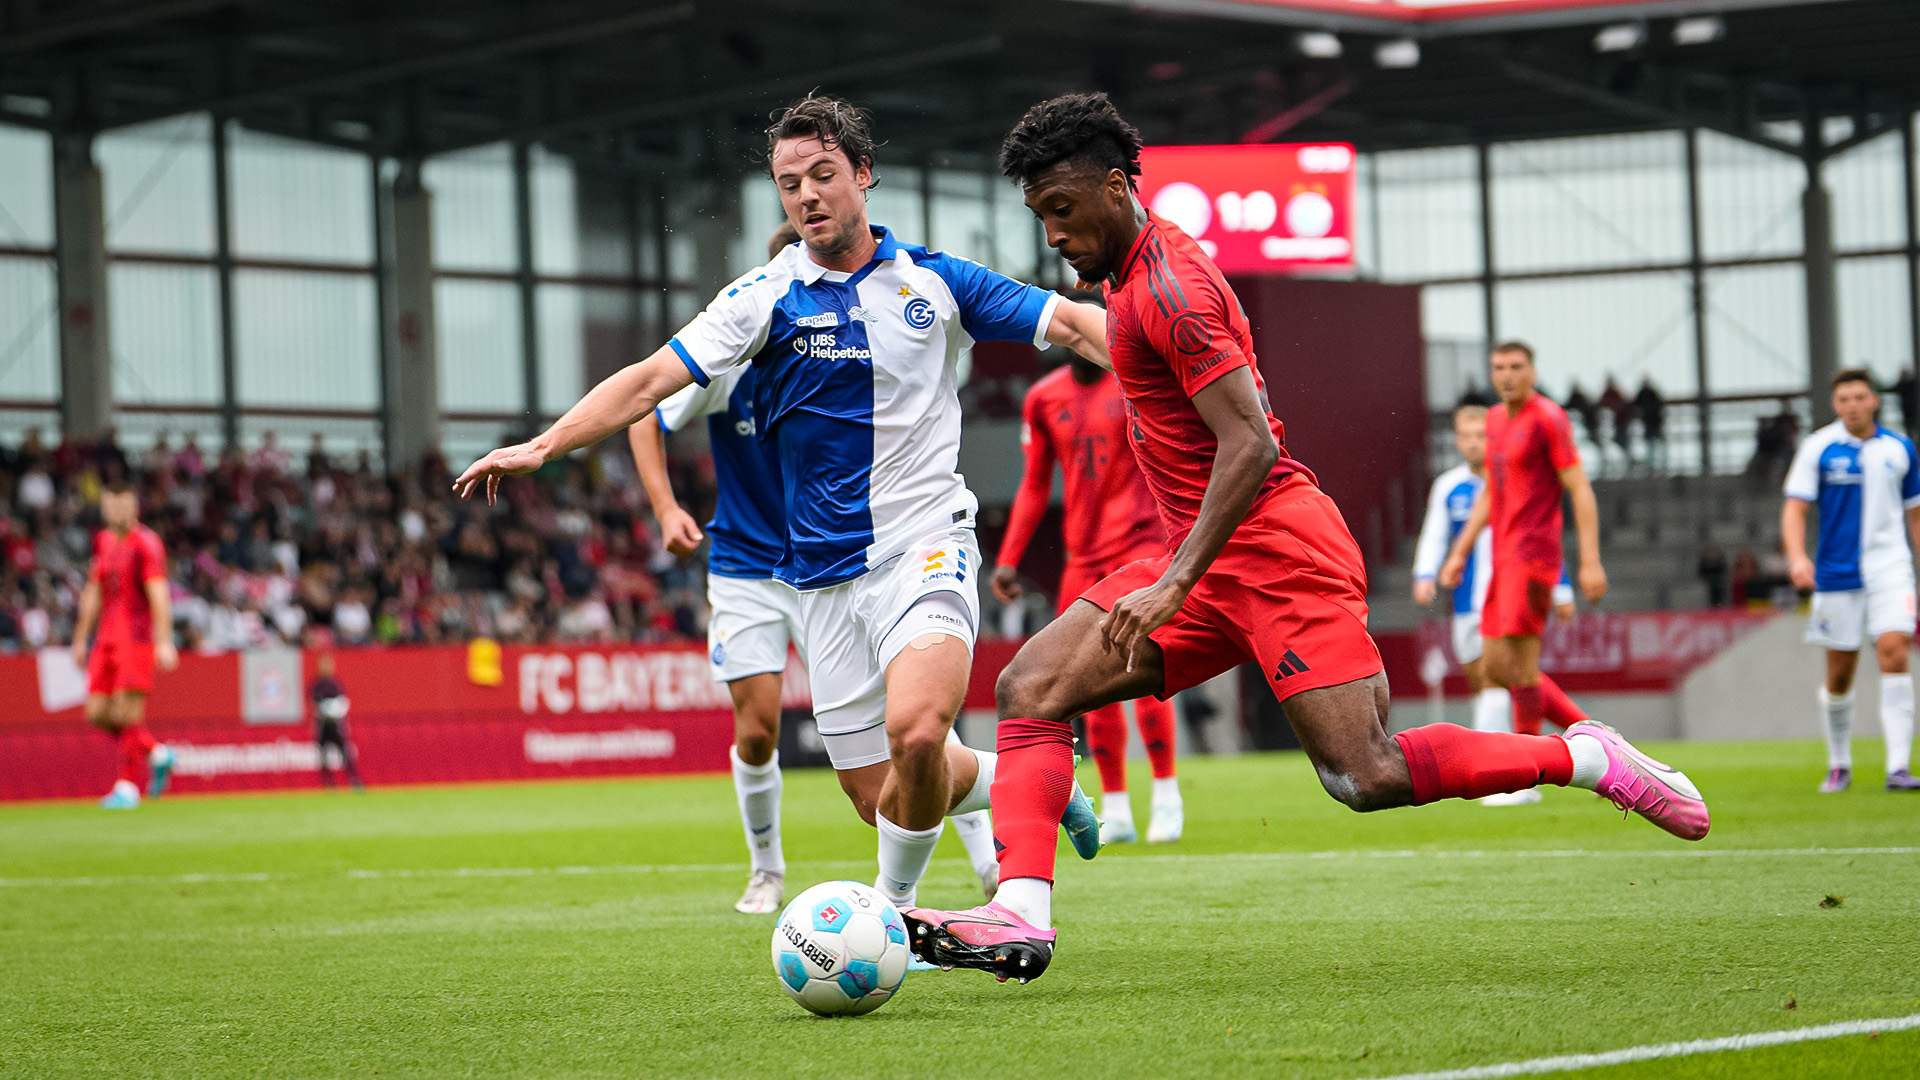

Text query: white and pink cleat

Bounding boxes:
[901,901,1057,983]
[1566,720,1710,841]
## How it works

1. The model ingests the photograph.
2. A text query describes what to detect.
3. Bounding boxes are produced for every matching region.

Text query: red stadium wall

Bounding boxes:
[1232,276,1426,565]
[2,641,1022,802]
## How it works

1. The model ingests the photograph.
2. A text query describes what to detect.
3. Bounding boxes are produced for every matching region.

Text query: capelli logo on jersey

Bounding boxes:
[795,312,839,329]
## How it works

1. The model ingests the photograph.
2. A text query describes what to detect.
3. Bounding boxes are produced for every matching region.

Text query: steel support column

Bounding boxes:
[1685,129,1712,475]
[51,131,112,441]
[1903,113,1919,404]
[1803,119,1839,425]
[512,140,541,430]
[212,117,239,451]
[1476,141,1497,354]
[385,159,441,468]
[370,154,394,467]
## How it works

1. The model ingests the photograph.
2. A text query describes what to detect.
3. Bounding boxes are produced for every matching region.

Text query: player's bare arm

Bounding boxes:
[1438,486,1491,589]
[145,577,178,672]
[1558,462,1607,604]
[453,345,695,504]
[627,414,705,557]
[1781,496,1816,590]
[1043,301,1110,370]
[1101,365,1277,669]
[71,580,100,668]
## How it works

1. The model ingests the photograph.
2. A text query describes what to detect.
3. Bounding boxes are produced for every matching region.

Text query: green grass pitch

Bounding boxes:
[4,739,1917,1079]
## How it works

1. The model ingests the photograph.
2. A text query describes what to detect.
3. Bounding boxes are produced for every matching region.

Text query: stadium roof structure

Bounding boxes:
[0,0,1914,168]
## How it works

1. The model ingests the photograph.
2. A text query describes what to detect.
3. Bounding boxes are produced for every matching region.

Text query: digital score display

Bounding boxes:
[1137,143,1356,275]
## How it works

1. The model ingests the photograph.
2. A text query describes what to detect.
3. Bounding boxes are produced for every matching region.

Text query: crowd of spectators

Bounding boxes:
[0,427,716,653]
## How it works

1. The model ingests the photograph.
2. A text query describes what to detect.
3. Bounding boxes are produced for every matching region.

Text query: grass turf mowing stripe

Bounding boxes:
[1359,1014,1920,1080]
[4,845,1914,888]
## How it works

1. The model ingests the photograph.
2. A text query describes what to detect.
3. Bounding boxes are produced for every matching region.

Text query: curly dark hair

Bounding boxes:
[765,93,880,187]
[999,92,1144,187]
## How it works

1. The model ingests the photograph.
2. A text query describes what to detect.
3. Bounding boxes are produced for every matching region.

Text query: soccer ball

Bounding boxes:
[770,880,911,1016]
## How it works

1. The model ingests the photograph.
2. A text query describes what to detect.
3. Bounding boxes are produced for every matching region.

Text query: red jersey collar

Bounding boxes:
[1112,209,1165,288]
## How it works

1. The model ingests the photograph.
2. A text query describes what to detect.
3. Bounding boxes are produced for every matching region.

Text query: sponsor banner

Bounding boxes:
[1139,144,1356,274]
[1377,610,1772,698]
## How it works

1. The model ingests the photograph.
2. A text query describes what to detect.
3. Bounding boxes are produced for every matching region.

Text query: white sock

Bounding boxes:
[1880,675,1913,774]
[993,876,1053,929]
[1564,733,1609,790]
[1820,687,1855,770]
[948,810,997,879]
[110,778,139,800]
[1151,776,1182,805]
[1102,791,1134,828]
[1472,687,1513,733]
[875,814,944,906]
[149,743,172,765]
[730,747,784,876]
[948,748,995,816]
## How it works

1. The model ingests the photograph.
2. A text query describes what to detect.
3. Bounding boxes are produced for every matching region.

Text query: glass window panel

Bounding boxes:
[234,269,377,409]
[0,256,57,399]
[97,114,216,255]
[1374,146,1481,282]
[993,177,1039,282]
[1491,132,1688,273]
[424,143,515,272]
[865,165,924,246]
[0,407,61,450]
[1696,130,1802,262]
[1704,263,1807,394]
[537,283,584,414]
[1421,282,1486,409]
[109,263,221,404]
[930,169,992,264]
[1825,131,1905,254]
[114,410,222,457]
[531,145,578,276]
[1837,255,1914,382]
[436,279,522,412]
[0,124,53,247]
[1496,272,1696,401]
[241,415,381,464]
[442,418,519,469]
[738,177,787,271]
[227,125,372,264]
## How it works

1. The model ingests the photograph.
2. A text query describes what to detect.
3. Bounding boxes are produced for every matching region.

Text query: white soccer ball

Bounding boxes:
[770,880,911,1016]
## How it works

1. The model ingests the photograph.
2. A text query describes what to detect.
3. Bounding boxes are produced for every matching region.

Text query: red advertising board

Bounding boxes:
[1204,0,1728,25]
[1138,143,1356,274]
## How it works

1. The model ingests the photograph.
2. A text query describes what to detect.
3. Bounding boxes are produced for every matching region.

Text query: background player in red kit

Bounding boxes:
[71,481,177,809]
[905,92,1711,984]
[992,354,1182,844]
[1439,342,1606,737]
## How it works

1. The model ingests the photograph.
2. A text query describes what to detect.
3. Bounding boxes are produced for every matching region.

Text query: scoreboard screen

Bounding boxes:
[1137,143,1357,275]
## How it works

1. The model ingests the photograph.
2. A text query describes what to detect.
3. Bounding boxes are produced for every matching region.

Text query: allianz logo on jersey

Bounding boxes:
[792,330,872,362]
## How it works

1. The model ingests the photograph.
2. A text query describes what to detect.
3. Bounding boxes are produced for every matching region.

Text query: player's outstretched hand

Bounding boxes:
[1788,554,1816,592]
[155,640,179,673]
[990,565,1024,606]
[1100,579,1186,673]
[1412,578,1436,606]
[658,506,705,557]
[451,442,547,505]
[1437,551,1465,590]
[1578,562,1608,605]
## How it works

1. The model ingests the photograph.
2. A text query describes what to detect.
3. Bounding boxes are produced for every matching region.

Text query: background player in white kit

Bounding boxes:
[631,223,1001,913]
[1412,404,1573,806]
[456,95,1107,909]
[1781,368,1920,793]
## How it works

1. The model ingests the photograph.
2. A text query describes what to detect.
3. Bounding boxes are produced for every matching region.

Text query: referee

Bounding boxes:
[311,652,363,790]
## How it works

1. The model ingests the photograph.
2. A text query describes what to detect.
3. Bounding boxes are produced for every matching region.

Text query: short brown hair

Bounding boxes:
[1491,340,1535,363]
[766,94,879,185]
[1453,403,1488,424]
[102,478,135,496]
[1833,367,1877,391]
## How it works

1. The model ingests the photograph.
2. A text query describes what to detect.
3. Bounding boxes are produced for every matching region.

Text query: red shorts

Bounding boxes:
[1481,560,1558,639]
[1081,476,1382,702]
[1059,542,1170,617]
[87,639,155,696]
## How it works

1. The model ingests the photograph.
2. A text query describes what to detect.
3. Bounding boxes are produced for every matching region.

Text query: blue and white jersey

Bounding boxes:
[1784,420,1920,592]
[668,226,1061,590]
[1413,463,1573,616]
[655,365,784,580]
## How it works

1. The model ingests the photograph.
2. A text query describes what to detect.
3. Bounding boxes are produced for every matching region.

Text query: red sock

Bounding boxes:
[1134,696,1177,780]
[1537,673,1590,730]
[992,717,1077,885]
[1084,704,1129,793]
[118,724,157,786]
[1393,724,1573,805]
[1511,684,1544,737]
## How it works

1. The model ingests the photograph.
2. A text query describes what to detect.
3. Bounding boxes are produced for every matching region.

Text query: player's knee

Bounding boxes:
[1877,638,1911,673]
[1316,758,1411,813]
[886,721,947,770]
[994,655,1060,719]
[735,731,777,766]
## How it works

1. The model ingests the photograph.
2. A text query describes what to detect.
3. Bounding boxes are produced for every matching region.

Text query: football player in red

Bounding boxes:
[904,92,1710,984]
[71,481,177,808]
[992,353,1182,844]
[1439,342,1604,737]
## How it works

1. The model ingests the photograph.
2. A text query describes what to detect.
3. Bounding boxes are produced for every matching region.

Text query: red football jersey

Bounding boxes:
[997,365,1165,571]
[90,524,168,644]
[1485,392,1580,570]
[1103,212,1306,547]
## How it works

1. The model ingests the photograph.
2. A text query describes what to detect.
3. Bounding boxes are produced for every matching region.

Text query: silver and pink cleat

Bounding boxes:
[1565,720,1710,841]
[900,901,1056,983]
[1819,767,1852,794]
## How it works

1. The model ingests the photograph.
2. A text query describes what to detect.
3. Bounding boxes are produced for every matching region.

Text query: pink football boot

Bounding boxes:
[901,902,1056,983]
[1566,720,1711,841]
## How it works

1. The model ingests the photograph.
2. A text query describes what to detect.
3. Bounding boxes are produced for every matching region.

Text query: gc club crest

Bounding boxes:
[903,296,936,330]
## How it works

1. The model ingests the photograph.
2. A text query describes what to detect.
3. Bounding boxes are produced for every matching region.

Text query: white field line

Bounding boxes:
[1358,1013,1920,1080]
[2,846,1914,889]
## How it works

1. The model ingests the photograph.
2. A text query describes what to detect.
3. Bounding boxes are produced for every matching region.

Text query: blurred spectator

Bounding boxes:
[1599,377,1632,471]
[1697,542,1728,607]
[1729,545,1759,607]
[1457,383,1496,408]
[1634,379,1666,472]
[1894,368,1919,440]
[0,430,712,650]
[1749,397,1801,488]
[1564,382,1602,453]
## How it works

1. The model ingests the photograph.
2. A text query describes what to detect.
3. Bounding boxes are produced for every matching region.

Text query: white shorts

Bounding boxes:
[1806,581,1918,652]
[797,527,981,770]
[1451,610,1484,665]
[707,574,806,683]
